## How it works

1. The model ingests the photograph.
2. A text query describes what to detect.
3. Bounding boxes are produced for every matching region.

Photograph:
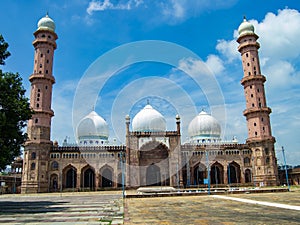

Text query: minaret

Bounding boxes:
[21,14,57,193]
[237,18,278,186]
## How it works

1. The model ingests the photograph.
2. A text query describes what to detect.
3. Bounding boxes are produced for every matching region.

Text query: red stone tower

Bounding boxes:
[21,14,57,193]
[237,18,278,186]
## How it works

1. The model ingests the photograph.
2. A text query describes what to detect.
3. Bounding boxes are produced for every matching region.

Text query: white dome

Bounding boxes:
[238,17,254,37]
[132,104,166,132]
[37,14,55,32]
[188,111,221,143]
[77,111,109,145]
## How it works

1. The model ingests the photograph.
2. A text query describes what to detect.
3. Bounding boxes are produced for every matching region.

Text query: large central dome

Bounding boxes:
[132,104,166,132]
[188,111,221,143]
[77,111,109,145]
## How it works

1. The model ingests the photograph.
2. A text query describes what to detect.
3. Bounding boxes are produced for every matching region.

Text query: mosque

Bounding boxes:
[21,14,278,193]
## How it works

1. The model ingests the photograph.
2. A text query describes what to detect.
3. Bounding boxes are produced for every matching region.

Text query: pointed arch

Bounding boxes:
[139,141,169,166]
[81,165,95,190]
[140,141,169,152]
[146,164,161,186]
[100,165,114,188]
[210,162,224,185]
[49,173,58,192]
[245,168,252,183]
[228,161,241,184]
[193,163,206,185]
[63,164,77,189]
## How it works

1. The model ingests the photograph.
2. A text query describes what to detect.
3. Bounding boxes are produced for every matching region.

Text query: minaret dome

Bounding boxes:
[37,13,56,32]
[238,17,254,37]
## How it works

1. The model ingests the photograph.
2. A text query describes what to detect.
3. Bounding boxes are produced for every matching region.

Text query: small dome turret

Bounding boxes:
[238,17,254,37]
[37,13,56,32]
[188,111,221,143]
[132,104,166,132]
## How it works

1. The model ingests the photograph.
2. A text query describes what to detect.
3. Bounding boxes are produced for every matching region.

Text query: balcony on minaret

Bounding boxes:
[246,136,275,143]
[243,107,271,117]
[241,74,266,85]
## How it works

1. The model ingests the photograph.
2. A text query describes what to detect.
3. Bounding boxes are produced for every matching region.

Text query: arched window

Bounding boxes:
[51,161,59,170]
[31,152,36,160]
[265,148,269,155]
[266,157,270,165]
[244,157,250,166]
[31,162,36,170]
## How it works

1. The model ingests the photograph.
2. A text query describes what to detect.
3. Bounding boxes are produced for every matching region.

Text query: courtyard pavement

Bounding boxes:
[0,192,124,224]
[124,188,300,225]
[0,188,299,224]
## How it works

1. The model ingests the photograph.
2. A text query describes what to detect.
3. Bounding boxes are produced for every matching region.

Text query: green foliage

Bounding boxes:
[0,35,33,170]
[0,35,10,65]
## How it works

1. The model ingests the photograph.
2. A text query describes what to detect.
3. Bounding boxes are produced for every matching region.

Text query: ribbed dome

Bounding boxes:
[238,17,254,37]
[188,111,221,143]
[37,14,55,32]
[132,104,166,132]
[77,111,109,144]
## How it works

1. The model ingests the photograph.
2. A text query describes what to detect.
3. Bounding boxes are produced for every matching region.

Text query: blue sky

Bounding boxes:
[1,0,300,166]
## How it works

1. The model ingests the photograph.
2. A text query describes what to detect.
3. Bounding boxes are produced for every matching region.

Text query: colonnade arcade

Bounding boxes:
[49,164,124,191]
[188,161,252,186]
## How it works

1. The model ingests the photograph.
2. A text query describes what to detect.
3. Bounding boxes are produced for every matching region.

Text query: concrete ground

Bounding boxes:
[124,188,300,225]
[0,188,299,224]
[0,192,124,224]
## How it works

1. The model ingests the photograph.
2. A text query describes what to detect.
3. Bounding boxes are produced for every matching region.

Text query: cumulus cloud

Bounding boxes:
[218,8,300,166]
[159,0,237,23]
[216,39,239,62]
[264,60,296,89]
[86,0,237,24]
[161,0,185,21]
[254,9,300,60]
[52,79,79,144]
[215,8,300,90]
[87,0,143,14]
[177,56,224,77]
[205,54,225,75]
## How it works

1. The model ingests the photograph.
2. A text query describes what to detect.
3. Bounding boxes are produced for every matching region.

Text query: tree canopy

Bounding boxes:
[0,34,33,171]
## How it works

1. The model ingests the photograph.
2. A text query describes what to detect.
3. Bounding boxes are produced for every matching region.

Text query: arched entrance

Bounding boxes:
[146,164,161,186]
[117,173,126,187]
[228,162,241,184]
[139,141,169,186]
[193,163,206,185]
[245,169,252,183]
[50,174,58,192]
[210,162,224,185]
[65,167,77,189]
[117,173,122,187]
[101,167,113,188]
[82,168,95,190]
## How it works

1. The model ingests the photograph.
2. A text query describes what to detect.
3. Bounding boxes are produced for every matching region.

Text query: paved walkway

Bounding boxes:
[124,190,300,225]
[1,190,300,224]
[0,192,123,224]
[212,195,300,211]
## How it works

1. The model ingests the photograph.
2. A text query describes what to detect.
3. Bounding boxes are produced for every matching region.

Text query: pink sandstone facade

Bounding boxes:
[21,15,278,193]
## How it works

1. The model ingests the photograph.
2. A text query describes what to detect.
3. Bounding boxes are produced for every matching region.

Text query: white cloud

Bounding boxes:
[159,0,237,24]
[216,39,239,62]
[215,8,300,90]
[264,60,297,89]
[205,54,225,75]
[177,55,224,77]
[161,0,185,21]
[51,79,79,144]
[87,0,143,14]
[254,9,300,60]
[86,0,237,24]
[211,8,300,165]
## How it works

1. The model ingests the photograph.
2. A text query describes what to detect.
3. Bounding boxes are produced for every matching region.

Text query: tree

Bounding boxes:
[0,34,33,171]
